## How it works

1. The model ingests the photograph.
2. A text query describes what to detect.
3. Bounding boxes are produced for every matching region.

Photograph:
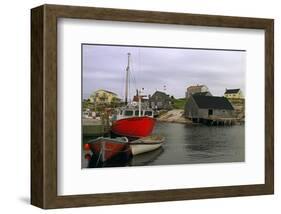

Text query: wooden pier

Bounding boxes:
[82,118,110,136]
[192,116,237,126]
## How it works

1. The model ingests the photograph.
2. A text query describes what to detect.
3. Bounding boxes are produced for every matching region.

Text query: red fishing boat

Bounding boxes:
[87,137,131,162]
[111,53,156,138]
[112,114,156,138]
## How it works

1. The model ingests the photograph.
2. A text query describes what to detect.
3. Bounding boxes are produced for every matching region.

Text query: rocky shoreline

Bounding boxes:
[156,109,192,124]
[156,109,245,126]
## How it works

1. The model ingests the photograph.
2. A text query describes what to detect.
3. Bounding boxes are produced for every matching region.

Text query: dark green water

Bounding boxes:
[82,122,245,168]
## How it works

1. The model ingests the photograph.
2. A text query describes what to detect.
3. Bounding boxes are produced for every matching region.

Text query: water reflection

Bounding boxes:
[129,147,164,166]
[88,150,131,168]
[82,122,245,168]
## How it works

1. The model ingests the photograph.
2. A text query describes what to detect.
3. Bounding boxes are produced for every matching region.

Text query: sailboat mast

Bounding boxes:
[125,53,131,105]
[138,89,142,117]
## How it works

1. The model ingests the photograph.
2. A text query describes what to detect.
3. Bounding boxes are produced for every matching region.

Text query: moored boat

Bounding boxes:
[112,114,156,138]
[111,52,156,138]
[87,137,130,162]
[129,135,165,155]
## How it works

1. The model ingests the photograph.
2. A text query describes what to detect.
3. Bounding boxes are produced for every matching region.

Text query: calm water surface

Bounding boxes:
[82,122,245,168]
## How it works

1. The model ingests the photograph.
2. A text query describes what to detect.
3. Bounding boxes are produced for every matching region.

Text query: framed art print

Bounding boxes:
[31,4,274,209]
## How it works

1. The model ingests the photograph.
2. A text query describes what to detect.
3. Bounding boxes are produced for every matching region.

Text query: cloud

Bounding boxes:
[82,44,246,99]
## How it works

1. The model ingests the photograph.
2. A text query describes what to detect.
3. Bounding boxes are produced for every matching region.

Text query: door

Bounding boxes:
[208,109,213,116]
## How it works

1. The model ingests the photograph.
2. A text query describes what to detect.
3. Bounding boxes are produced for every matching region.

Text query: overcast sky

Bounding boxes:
[82,44,246,100]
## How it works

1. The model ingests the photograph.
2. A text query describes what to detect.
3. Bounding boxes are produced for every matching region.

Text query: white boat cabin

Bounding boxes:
[115,108,154,120]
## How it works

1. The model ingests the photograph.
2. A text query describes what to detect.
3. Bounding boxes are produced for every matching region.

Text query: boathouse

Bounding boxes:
[184,95,235,125]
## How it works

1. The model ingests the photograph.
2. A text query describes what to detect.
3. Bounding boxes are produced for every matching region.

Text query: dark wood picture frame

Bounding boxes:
[31,4,274,209]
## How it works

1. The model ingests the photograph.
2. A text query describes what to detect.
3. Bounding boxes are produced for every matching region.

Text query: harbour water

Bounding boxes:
[82,122,245,168]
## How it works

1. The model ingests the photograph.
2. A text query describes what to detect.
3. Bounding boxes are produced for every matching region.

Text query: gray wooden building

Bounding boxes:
[185,95,235,123]
[149,91,172,110]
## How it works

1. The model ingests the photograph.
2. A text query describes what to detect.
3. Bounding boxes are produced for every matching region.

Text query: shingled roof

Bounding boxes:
[151,91,170,98]
[192,95,234,110]
[193,92,211,96]
[224,89,240,94]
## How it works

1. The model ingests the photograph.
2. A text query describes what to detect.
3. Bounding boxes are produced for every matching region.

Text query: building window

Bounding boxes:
[208,109,213,116]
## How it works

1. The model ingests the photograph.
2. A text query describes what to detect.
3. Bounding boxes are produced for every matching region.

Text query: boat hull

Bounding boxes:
[130,143,162,155]
[89,137,130,162]
[111,116,156,138]
[129,135,165,155]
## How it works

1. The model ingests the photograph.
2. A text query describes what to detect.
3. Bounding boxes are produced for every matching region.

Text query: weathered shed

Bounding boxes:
[185,95,234,121]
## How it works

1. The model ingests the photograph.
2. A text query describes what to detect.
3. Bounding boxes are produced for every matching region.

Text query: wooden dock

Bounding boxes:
[192,116,237,126]
[82,118,110,136]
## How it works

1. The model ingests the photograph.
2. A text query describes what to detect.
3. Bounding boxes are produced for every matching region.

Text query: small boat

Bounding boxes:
[129,135,165,155]
[87,137,131,163]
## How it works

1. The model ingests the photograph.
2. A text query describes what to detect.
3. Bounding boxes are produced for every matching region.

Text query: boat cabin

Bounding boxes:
[116,109,154,120]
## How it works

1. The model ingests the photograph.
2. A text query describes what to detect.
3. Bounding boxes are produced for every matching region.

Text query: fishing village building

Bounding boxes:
[89,89,120,104]
[149,91,172,110]
[185,84,210,98]
[184,95,235,125]
[224,88,244,99]
[224,88,245,122]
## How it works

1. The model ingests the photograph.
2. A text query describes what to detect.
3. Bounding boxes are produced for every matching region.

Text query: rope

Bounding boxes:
[96,150,103,166]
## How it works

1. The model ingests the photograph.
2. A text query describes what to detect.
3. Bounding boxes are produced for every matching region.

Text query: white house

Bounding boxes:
[224,89,244,99]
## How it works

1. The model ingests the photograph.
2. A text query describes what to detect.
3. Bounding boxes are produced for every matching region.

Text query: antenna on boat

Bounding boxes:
[125,53,131,105]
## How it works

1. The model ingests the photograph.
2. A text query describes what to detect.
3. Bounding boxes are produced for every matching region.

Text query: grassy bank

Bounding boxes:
[172,98,186,109]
